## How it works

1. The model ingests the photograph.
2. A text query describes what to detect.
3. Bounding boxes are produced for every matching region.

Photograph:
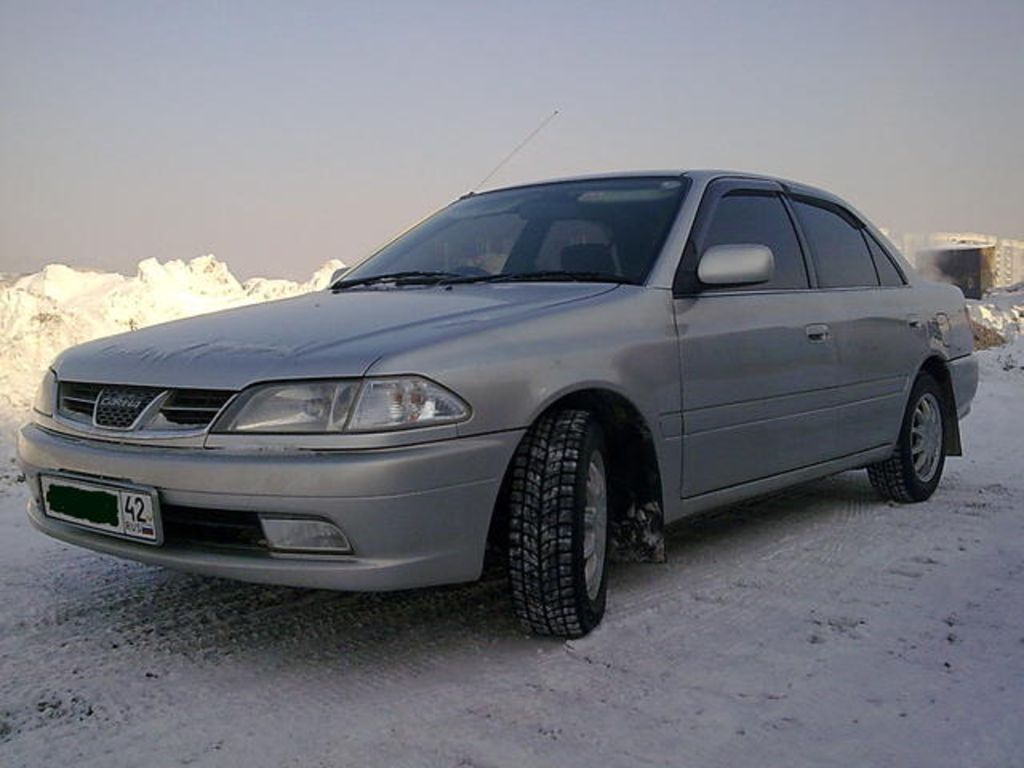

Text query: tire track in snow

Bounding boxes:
[3,446,1022,767]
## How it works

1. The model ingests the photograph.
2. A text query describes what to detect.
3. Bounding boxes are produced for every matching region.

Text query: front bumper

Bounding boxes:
[18,423,523,591]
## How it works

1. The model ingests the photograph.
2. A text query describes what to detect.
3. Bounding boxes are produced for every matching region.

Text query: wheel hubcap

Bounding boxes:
[911,392,943,483]
[583,452,608,601]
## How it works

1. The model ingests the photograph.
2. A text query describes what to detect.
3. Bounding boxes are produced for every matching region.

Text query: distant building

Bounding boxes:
[887,231,1024,289]
[996,239,1024,286]
[915,245,996,299]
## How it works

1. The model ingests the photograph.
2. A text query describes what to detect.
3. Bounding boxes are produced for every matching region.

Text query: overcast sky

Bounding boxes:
[1,0,1022,279]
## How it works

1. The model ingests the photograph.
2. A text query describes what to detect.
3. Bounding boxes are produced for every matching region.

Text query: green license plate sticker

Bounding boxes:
[41,476,161,544]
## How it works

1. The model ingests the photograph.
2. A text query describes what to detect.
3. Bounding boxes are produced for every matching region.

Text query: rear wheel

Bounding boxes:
[867,372,947,502]
[506,409,609,638]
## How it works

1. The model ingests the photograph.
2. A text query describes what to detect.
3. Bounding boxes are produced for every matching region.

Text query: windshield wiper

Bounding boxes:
[331,271,462,291]
[440,270,638,285]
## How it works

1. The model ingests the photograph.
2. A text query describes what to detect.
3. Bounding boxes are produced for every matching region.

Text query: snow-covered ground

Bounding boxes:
[0,264,1022,767]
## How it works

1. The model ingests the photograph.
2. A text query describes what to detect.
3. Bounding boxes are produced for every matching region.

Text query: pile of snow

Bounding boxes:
[967,285,1024,340]
[0,255,344,464]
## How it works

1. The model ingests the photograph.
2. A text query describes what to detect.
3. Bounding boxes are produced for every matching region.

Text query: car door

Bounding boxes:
[673,179,840,499]
[788,195,922,455]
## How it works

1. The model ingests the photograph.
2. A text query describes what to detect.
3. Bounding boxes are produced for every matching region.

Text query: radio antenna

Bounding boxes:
[473,109,559,191]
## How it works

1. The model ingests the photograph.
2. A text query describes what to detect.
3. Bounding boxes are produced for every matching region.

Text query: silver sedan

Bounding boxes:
[18,171,978,638]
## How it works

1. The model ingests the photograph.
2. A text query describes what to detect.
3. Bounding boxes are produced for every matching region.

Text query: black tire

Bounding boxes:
[867,372,947,503]
[507,409,609,638]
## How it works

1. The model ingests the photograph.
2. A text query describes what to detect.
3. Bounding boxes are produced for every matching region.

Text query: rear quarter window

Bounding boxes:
[864,231,906,287]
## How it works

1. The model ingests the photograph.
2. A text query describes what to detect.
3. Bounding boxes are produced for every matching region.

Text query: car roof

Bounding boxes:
[473,169,901,283]
[476,169,845,206]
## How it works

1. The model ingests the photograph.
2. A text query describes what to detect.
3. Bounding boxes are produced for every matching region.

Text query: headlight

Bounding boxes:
[216,381,359,433]
[33,369,57,417]
[213,377,469,434]
[346,377,469,432]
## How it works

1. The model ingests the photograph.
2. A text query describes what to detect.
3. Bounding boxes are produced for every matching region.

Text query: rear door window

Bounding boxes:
[791,199,879,288]
[700,192,809,290]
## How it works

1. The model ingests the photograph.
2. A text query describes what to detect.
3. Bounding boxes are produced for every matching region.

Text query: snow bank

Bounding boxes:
[0,255,343,467]
[967,285,1023,340]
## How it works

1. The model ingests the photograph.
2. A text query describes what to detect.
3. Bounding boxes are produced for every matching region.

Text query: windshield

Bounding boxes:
[342,177,689,286]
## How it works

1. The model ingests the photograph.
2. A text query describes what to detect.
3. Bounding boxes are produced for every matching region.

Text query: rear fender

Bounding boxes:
[921,358,962,457]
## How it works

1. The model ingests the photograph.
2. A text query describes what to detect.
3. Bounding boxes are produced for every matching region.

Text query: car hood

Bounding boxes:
[53,283,617,390]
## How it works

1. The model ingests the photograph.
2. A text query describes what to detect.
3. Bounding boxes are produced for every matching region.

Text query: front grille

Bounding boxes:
[162,505,268,552]
[159,389,234,426]
[57,382,235,432]
[94,387,163,429]
[60,382,103,417]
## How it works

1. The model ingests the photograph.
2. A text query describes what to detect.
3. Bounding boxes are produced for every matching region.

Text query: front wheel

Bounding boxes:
[867,372,947,503]
[506,409,609,638]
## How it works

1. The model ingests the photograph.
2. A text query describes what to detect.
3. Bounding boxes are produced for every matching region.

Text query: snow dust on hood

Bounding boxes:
[53,282,617,390]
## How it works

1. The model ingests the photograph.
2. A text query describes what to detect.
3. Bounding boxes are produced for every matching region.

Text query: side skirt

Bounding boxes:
[668,444,894,522]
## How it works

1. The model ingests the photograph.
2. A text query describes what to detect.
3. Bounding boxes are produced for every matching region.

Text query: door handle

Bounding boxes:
[805,323,831,342]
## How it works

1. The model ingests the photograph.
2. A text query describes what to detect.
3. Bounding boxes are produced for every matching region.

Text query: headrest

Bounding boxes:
[560,243,616,275]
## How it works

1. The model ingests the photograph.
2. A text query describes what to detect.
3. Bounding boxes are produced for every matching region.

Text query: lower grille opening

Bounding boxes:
[161,505,268,553]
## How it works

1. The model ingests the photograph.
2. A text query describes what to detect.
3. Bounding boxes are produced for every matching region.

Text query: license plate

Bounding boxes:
[41,474,162,545]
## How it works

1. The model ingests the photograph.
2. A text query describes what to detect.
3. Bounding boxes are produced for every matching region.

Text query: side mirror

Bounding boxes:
[697,244,774,286]
[329,267,349,286]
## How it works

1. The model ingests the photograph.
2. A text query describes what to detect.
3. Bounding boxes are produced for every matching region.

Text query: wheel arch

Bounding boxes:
[918,356,962,456]
[486,387,667,565]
